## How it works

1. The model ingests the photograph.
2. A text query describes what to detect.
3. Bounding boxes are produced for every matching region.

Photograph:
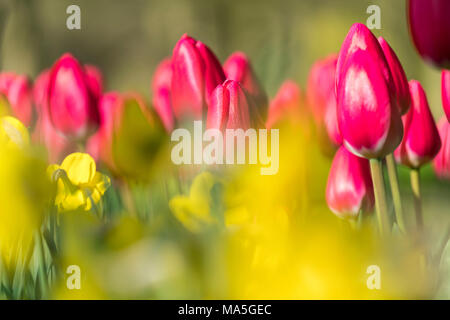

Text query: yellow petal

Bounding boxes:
[0,116,30,149]
[61,153,96,185]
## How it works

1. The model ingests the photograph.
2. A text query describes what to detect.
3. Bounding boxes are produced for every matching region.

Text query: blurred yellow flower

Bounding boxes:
[48,152,111,212]
[0,116,29,149]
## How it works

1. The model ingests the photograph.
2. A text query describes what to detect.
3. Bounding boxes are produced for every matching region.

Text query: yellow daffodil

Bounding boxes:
[48,152,111,213]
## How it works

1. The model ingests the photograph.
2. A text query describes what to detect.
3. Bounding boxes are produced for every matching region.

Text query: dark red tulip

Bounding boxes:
[407,0,450,68]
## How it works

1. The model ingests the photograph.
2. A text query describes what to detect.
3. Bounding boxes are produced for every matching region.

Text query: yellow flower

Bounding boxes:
[48,152,111,212]
[0,116,30,149]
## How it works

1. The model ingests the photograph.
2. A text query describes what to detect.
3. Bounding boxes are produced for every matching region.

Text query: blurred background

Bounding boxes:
[0,0,445,119]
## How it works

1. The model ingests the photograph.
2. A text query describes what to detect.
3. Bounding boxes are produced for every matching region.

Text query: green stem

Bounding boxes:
[34,231,48,298]
[385,154,407,234]
[370,159,390,237]
[410,168,423,232]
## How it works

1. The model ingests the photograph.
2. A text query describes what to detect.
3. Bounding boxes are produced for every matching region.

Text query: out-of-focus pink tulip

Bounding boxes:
[266,80,303,129]
[223,52,268,112]
[151,58,174,132]
[47,53,100,140]
[441,70,450,122]
[32,70,76,163]
[86,92,122,169]
[171,34,225,120]
[207,80,251,130]
[85,65,103,102]
[326,146,374,219]
[0,72,34,126]
[407,0,450,68]
[433,117,450,179]
[336,23,393,93]
[307,54,342,148]
[378,37,411,115]
[336,49,403,159]
[395,80,441,168]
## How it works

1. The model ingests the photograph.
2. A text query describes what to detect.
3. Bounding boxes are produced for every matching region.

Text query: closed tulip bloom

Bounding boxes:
[48,53,100,140]
[337,49,403,159]
[86,92,122,169]
[207,80,251,131]
[171,34,225,120]
[32,70,76,163]
[336,23,393,92]
[84,65,103,103]
[223,52,268,112]
[266,80,303,129]
[407,0,450,68]
[378,37,411,115]
[326,146,374,219]
[0,73,34,126]
[151,58,174,132]
[433,117,450,179]
[307,54,342,147]
[441,70,450,122]
[395,80,441,168]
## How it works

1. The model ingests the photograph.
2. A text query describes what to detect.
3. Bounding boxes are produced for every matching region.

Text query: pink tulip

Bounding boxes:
[223,52,267,111]
[336,23,393,93]
[326,146,374,219]
[85,64,103,102]
[395,80,441,168]
[407,0,450,68]
[171,34,225,120]
[32,70,76,163]
[207,80,251,131]
[0,72,34,126]
[336,49,403,159]
[441,69,450,122]
[86,92,122,169]
[433,117,450,179]
[47,53,101,140]
[307,54,342,147]
[151,58,174,132]
[378,37,411,115]
[266,80,303,129]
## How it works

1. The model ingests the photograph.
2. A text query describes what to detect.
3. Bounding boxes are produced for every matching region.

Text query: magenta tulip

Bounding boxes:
[337,48,403,159]
[266,80,303,129]
[307,54,342,147]
[32,70,76,162]
[171,34,225,120]
[433,117,450,179]
[441,70,450,122]
[407,0,450,68]
[85,64,103,102]
[223,52,267,111]
[47,53,101,140]
[378,37,411,115]
[326,146,374,219]
[207,80,251,131]
[394,80,441,168]
[0,72,34,126]
[151,58,174,132]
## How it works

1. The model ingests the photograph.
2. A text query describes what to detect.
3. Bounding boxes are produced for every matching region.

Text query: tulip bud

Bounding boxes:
[266,80,303,129]
[307,54,342,148]
[48,53,100,140]
[86,92,122,169]
[378,37,411,115]
[336,23,394,92]
[395,80,441,168]
[207,80,251,131]
[151,58,174,132]
[433,117,450,179]
[441,69,450,122]
[0,72,34,126]
[407,0,450,68]
[171,34,225,120]
[336,49,403,159]
[84,65,103,102]
[326,146,374,219]
[223,52,268,113]
[32,70,76,163]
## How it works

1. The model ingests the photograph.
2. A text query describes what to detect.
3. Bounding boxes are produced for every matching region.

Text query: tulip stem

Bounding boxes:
[410,168,423,232]
[385,154,407,234]
[370,159,390,237]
